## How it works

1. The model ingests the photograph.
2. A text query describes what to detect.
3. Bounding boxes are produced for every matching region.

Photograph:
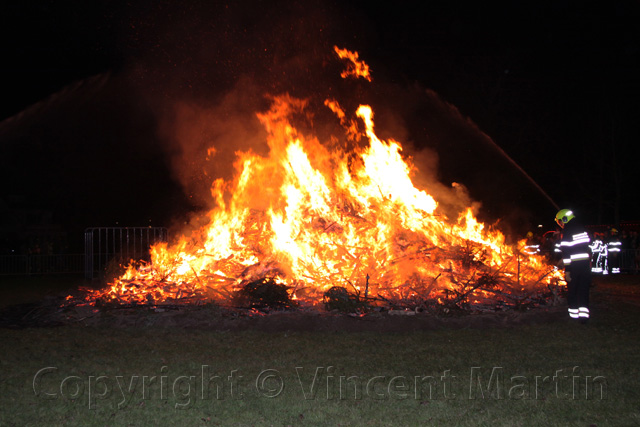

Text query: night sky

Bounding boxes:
[1,1,639,249]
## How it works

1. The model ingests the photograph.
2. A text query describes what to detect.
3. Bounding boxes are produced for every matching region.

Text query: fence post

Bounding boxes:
[84,230,94,280]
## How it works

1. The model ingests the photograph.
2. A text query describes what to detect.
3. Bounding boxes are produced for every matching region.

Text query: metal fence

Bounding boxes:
[84,227,168,279]
[618,249,640,274]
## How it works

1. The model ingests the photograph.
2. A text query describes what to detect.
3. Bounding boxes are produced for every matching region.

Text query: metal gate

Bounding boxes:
[84,227,168,279]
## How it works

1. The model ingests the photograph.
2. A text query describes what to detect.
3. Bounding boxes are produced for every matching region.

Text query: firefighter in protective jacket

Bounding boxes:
[555,209,592,323]
[606,228,622,274]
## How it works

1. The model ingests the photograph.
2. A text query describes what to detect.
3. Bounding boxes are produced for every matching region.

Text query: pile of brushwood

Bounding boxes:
[61,264,564,315]
[0,271,565,329]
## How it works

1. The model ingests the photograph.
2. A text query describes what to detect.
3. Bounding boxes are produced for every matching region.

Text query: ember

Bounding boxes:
[70,47,564,312]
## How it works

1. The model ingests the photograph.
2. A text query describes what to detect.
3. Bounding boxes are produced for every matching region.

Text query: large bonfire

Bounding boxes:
[74,47,563,311]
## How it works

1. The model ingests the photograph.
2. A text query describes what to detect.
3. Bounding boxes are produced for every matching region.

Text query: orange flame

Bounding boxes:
[334,46,372,81]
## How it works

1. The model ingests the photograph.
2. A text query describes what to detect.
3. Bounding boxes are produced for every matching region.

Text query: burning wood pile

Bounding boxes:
[65,47,564,314]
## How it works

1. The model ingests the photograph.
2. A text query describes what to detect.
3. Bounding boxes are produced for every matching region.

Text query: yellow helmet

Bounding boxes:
[555,209,575,227]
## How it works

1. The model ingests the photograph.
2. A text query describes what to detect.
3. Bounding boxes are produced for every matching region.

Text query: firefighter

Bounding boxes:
[589,233,605,274]
[523,231,541,255]
[555,209,592,323]
[606,228,622,274]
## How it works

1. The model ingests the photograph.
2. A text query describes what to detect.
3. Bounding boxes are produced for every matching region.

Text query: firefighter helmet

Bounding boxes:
[555,209,575,227]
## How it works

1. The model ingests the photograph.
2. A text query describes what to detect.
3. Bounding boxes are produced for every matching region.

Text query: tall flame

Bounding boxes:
[82,47,561,308]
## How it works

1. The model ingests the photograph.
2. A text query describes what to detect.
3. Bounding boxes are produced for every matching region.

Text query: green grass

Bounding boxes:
[1,276,639,426]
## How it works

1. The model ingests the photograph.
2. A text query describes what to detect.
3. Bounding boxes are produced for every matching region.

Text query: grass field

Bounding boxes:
[0,274,639,426]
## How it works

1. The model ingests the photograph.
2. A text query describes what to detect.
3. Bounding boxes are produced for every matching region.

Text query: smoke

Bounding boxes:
[154,77,269,209]
[109,0,547,238]
[115,1,357,207]
[411,87,554,234]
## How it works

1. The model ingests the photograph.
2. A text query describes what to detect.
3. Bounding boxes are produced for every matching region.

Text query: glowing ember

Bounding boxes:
[76,47,563,309]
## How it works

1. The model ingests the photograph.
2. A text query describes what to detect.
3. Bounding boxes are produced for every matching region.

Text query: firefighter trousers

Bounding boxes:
[567,264,591,314]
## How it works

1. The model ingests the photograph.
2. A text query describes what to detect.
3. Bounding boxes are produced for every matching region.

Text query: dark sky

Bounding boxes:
[1,0,639,244]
